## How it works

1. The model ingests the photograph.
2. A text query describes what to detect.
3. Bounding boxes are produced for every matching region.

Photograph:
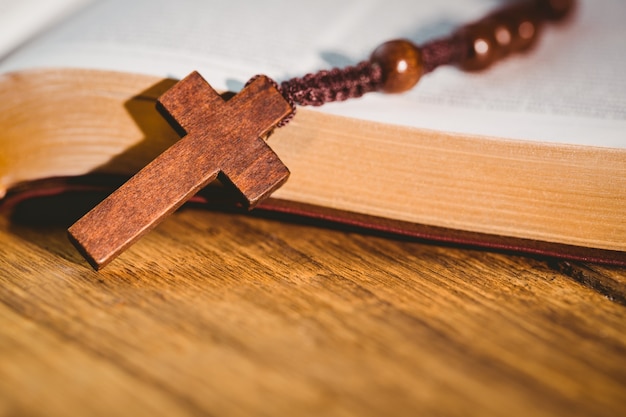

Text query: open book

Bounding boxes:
[1,0,625,265]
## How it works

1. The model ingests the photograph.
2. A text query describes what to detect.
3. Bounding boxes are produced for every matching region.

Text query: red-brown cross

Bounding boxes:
[68,71,292,269]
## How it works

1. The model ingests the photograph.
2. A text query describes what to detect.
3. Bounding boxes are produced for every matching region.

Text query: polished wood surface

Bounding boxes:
[1,195,625,416]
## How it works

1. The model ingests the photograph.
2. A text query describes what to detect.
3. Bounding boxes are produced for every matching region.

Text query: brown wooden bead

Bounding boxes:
[493,21,514,56]
[511,15,542,51]
[497,7,543,53]
[487,2,544,56]
[537,0,576,21]
[370,39,422,93]
[456,22,499,71]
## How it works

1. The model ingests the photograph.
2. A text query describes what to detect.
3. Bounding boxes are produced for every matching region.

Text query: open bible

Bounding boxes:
[1,0,625,265]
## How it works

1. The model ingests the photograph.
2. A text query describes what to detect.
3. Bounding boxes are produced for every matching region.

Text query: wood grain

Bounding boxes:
[1,195,625,417]
[67,72,291,269]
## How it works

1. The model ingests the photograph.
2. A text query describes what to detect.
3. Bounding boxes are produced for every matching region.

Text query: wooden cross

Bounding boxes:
[68,71,292,269]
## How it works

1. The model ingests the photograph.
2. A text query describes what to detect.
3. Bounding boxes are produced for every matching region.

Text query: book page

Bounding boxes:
[0,0,92,57]
[0,0,624,148]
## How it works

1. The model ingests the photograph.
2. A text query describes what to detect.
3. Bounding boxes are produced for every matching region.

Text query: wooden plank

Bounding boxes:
[1,197,626,416]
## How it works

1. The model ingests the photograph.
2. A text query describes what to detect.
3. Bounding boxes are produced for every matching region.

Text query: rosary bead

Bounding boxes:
[488,18,540,58]
[511,15,542,51]
[370,39,423,93]
[537,0,576,20]
[493,21,514,55]
[458,0,548,72]
[456,22,499,71]
[494,4,543,53]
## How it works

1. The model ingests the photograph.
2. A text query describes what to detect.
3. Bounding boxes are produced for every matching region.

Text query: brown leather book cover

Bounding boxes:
[4,176,625,267]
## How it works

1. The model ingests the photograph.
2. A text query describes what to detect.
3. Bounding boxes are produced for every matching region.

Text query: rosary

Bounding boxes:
[68,0,575,269]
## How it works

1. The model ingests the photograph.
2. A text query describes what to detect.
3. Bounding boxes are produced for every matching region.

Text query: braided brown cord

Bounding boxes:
[248,62,384,127]
[420,34,468,74]
[280,61,383,107]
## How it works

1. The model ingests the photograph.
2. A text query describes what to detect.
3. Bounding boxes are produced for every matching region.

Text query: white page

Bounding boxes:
[0,0,92,57]
[0,0,624,148]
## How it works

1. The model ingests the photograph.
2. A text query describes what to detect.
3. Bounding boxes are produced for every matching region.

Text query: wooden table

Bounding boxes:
[1,194,625,417]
